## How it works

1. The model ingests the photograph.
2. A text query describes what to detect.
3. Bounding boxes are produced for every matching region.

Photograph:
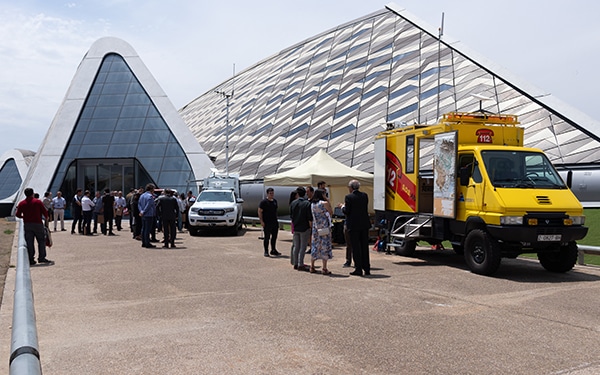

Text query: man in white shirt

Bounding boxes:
[51,191,67,232]
[81,190,95,235]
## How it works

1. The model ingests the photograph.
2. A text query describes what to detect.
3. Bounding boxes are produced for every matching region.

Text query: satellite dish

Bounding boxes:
[471,93,495,114]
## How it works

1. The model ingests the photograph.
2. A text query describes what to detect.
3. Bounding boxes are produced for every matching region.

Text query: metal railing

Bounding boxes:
[9,219,42,375]
[577,244,600,265]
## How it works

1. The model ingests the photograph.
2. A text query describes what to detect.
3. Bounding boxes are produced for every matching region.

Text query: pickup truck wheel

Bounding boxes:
[189,227,200,236]
[229,220,240,236]
[464,229,501,275]
[538,242,578,273]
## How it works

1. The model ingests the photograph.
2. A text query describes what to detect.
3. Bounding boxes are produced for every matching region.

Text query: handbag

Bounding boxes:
[317,227,330,236]
[45,226,53,247]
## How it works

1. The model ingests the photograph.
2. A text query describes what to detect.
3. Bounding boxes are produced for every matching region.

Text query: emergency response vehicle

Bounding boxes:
[373,112,588,275]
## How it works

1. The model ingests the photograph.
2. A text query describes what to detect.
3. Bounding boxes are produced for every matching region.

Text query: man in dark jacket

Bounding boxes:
[156,189,179,248]
[290,186,312,271]
[343,180,371,276]
[101,188,115,236]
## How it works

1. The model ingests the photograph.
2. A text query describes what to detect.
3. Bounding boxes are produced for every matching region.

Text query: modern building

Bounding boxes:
[181,3,600,181]
[4,3,600,216]
[15,37,215,216]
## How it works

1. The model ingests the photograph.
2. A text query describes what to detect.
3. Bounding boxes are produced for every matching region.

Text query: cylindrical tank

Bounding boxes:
[557,166,600,208]
[240,180,298,218]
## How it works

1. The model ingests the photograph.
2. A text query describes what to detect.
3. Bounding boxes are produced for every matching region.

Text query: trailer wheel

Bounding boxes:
[464,229,501,275]
[538,242,578,273]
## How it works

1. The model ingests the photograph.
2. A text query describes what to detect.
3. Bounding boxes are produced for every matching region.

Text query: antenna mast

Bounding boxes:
[436,12,445,120]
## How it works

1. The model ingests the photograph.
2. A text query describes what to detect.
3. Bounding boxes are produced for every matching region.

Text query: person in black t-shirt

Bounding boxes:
[258,187,280,257]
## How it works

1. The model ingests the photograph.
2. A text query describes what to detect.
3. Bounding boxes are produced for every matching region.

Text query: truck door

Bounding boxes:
[457,153,484,219]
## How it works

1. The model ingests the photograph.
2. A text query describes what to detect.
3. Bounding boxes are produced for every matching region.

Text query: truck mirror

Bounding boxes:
[566,170,573,188]
[459,167,470,186]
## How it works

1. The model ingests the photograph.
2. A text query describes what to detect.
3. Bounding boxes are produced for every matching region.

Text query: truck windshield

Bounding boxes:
[197,191,235,202]
[481,150,566,189]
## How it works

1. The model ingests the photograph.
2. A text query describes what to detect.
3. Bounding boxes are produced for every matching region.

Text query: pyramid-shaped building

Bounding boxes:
[18,37,214,211]
[180,3,600,180]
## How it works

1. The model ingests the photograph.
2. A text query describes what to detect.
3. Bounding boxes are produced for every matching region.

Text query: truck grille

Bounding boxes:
[198,209,225,216]
[535,196,551,204]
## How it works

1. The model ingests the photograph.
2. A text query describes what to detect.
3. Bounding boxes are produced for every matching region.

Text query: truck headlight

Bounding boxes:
[224,207,234,213]
[500,216,523,225]
[569,216,585,225]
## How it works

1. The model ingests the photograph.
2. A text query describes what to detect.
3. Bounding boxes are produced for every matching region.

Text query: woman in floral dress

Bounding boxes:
[310,188,333,275]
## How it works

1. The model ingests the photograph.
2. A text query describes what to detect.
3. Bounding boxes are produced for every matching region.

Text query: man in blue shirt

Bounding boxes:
[138,183,157,248]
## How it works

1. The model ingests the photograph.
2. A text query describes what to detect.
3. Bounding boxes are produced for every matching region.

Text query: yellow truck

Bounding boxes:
[373,112,588,275]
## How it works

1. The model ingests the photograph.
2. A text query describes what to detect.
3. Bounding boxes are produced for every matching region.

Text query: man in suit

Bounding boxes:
[342,180,371,276]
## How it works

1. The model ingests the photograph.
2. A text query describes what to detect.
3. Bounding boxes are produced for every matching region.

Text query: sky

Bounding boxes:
[1,0,598,157]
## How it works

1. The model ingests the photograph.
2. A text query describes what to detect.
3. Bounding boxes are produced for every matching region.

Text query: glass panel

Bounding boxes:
[107,144,137,157]
[97,165,111,193]
[120,105,149,118]
[111,131,141,144]
[116,117,145,130]
[89,118,117,131]
[111,164,123,192]
[139,130,169,143]
[124,94,151,105]
[82,131,113,145]
[98,94,126,106]
[161,156,189,171]
[83,165,96,193]
[0,159,22,200]
[79,145,109,158]
[136,142,166,157]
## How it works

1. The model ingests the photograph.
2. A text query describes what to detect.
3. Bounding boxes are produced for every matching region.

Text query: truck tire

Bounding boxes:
[464,229,501,276]
[538,241,578,273]
[229,219,240,236]
[189,227,200,236]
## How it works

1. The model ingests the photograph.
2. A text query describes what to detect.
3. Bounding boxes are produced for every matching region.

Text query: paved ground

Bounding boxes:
[2,221,600,374]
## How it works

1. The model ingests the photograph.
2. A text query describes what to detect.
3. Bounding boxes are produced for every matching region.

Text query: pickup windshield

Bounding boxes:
[481,150,566,189]
[197,191,235,202]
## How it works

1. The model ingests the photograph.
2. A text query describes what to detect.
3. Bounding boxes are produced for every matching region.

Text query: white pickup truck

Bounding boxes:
[187,176,244,236]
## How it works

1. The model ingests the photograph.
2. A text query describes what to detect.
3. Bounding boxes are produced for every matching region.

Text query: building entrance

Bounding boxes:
[78,159,135,195]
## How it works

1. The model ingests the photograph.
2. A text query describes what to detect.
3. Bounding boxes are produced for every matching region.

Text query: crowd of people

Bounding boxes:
[17,179,372,275]
[16,184,200,263]
[259,179,371,277]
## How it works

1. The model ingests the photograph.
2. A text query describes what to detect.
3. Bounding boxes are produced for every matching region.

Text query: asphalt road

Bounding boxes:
[1,222,600,374]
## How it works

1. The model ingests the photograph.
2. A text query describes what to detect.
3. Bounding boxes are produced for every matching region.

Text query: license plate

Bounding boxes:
[538,234,561,241]
[203,216,219,220]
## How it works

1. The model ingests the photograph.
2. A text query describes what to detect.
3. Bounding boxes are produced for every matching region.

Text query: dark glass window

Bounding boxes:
[0,159,22,200]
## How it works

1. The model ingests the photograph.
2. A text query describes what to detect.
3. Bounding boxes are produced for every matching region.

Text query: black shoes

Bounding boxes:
[143,244,156,248]
[38,258,53,264]
[349,270,363,276]
[270,250,281,256]
[343,262,352,268]
[264,252,269,257]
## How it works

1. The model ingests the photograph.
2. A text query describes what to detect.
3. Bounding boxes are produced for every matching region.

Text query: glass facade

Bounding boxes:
[49,53,195,207]
[0,159,21,200]
[180,7,600,179]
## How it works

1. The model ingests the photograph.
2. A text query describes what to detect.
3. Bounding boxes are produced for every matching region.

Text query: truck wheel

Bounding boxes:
[229,220,239,236]
[189,227,200,236]
[464,229,501,276]
[394,239,416,256]
[538,242,578,273]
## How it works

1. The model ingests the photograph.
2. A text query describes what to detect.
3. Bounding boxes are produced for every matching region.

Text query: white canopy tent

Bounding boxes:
[264,149,374,210]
